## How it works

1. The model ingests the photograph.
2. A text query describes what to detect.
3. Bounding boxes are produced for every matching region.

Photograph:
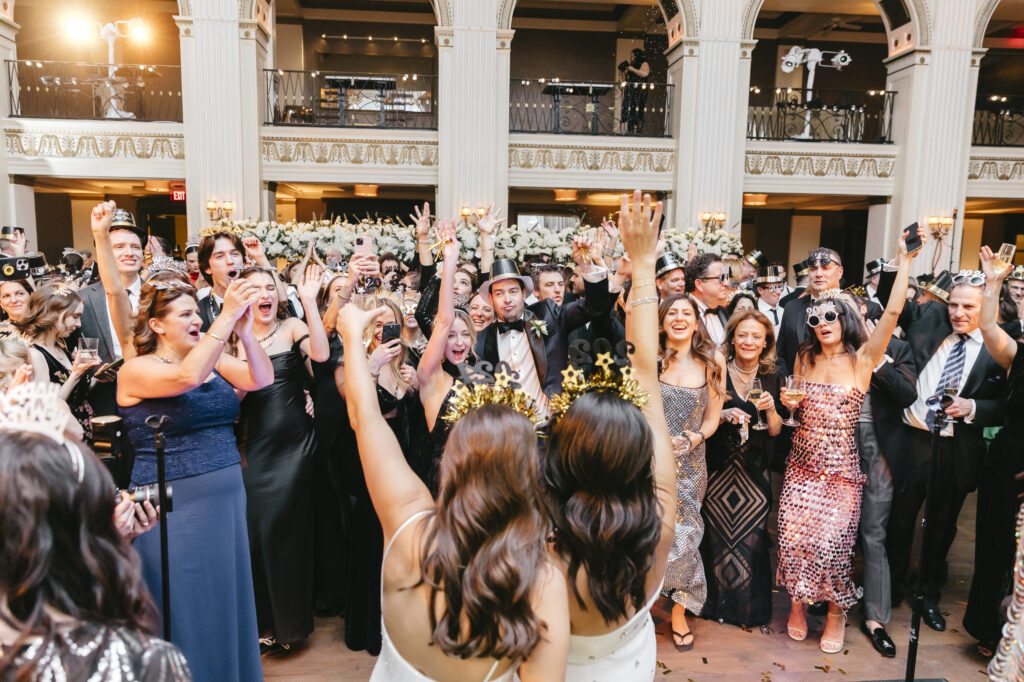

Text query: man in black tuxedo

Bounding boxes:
[778,259,809,308]
[878,269,1006,631]
[195,232,246,331]
[775,248,844,374]
[683,253,728,345]
[78,250,100,286]
[475,257,613,410]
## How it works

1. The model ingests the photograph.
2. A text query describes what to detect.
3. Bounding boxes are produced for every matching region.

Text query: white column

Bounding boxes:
[10,180,37,250]
[176,1,264,237]
[0,11,18,229]
[666,39,699,229]
[864,201,891,264]
[885,1,982,274]
[788,215,822,284]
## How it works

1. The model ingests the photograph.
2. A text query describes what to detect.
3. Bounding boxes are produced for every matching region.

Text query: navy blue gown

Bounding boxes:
[123,372,262,682]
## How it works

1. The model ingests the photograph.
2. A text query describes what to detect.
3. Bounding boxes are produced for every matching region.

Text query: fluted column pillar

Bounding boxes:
[885,0,983,273]
[0,9,19,228]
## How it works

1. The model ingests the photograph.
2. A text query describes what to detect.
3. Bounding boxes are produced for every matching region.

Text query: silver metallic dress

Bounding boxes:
[660,381,709,614]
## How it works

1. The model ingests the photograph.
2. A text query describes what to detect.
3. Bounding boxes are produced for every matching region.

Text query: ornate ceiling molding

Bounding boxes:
[968,156,1024,183]
[745,148,896,179]
[508,142,674,175]
[261,136,438,168]
[5,127,185,160]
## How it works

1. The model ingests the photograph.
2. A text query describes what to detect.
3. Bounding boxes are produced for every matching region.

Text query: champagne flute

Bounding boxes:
[995,243,1017,274]
[749,378,767,431]
[783,375,805,427]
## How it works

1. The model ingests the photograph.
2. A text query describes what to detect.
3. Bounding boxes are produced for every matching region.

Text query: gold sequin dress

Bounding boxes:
[777,381,866,609]
[660,381,709,614]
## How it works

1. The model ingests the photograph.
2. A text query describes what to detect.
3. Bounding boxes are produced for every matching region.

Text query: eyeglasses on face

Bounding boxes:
[807,257,839,269]
[698,273,730,283]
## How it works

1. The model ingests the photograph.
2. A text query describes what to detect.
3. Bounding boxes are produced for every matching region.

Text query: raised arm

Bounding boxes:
[215,296,274,391]
[858,225,925,379]
[293,263,330,362]
[338,303,434,539]
[90,201,136,359]
[118,279,260,403]
[979,245,1018,370]
[477,203,504,277]
[417,221,458,388]
[242,236,288,304]
[411,202,434,273]
[618,191,674,565]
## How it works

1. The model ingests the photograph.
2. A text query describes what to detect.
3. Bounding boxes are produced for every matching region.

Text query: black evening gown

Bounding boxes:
[311,333,349,615]
[964,343,1024,646]
[33,344,95,441]
[699,369,781,626]
[237,340,317,645]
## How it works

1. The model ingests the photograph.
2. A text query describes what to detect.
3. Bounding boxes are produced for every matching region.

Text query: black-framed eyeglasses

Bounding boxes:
[807,256,839,268]
[952,271,985,287]
[697,273,730,283]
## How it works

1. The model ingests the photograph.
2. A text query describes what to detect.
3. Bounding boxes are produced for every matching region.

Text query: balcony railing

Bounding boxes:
[509,78,672,137]
[264,69,438,129]
[747,88,895,144]
[6,60,182,122]
[973,95,1024,147]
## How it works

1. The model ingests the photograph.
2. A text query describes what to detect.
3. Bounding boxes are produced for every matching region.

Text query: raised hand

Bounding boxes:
[434,219,460,263]
[619,190,662,265]
[411,202,432,240]
[338,302,387,341]
[297,263,323,301]
[980,245,1009,283]
[897,223,927,260]
[477,203,506,237]
[233,302,255,339]
[241,236,267,264]
[221,278,259,321]
[601,218,619,249]
[146,235,166,258]
[90,201,117,235]
[571,235,595,272]
[368,339,403,376]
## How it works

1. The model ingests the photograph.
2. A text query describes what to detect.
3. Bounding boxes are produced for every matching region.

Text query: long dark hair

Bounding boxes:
[544,391,660,623]
[658,294,724,397]
[0,432,154,677]
[796,298,866,368]
[420,405,549,660]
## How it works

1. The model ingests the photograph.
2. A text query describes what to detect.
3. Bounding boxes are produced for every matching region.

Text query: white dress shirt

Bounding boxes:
[496,326,549,418]
[693,297,726,346]
[904,328,983,437]
[757,297,783,336]
[107,277,141,358]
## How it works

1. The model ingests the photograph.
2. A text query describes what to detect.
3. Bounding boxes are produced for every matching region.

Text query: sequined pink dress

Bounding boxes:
[777,381,866,609]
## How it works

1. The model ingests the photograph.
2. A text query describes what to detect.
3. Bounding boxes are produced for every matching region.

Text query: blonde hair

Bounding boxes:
[365,298,414,396]
[0,337,31,392]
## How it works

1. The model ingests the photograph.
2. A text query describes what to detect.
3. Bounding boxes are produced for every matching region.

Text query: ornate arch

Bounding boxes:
[973,0,1001,48]
[742,0,932,53]
[497,0,697,40]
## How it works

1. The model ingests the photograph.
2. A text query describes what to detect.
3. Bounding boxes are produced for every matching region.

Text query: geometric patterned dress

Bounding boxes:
[776,381,866,609]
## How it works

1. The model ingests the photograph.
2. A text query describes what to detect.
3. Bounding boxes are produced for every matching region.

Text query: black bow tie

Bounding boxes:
[704,307,723,316]
[497,319,526,334]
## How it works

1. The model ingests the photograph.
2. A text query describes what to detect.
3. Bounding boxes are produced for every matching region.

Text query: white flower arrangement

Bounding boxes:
[661,227,744,261]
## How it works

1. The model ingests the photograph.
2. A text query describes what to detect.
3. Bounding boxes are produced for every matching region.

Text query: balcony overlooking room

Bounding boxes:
[507,0,672,138]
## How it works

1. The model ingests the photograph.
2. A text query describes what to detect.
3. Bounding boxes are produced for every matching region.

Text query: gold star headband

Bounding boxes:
[442,361,545,433]
[547,341,649,427]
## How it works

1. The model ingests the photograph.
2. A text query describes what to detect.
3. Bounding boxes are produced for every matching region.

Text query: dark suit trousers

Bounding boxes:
[857,421,893,623]
[886,426,969,600]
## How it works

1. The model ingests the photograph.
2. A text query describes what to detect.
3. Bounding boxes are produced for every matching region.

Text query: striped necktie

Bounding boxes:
[926,334,968,429]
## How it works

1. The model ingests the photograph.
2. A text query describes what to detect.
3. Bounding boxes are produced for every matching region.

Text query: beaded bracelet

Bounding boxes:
[631,296,659,307]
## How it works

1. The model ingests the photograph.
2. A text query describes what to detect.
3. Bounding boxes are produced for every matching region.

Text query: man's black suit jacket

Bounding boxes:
[475,276,612,396]
[869,337,919,488]
[775,294,813,375]
[78,281,120,416]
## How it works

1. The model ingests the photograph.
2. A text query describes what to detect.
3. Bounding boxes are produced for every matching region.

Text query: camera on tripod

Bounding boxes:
[92,414,174,513]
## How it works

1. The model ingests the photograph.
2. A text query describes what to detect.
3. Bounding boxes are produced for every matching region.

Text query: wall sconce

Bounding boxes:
[460,206,472,217]
[701,211,725,229]
[927,215,954,239]
[206,200,233,222]
[477,207,487,217]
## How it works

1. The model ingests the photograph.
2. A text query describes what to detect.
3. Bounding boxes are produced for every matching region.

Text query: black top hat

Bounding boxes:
[923,271,953,304]
[0,226,21,240]
[865,258,885,277]
[479,258,533,296]
[744,250,764,269]
[1009,265,1024,282]
[793,259,810,279]
[109,209,147,244]
[655,253,684,279]
[755,264,786,285]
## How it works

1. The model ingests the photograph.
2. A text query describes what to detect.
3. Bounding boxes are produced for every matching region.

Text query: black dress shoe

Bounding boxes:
[918,600,946,631]
[861,621,897,657]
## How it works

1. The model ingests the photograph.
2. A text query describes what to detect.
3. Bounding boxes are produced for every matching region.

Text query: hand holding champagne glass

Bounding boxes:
[749,378,767,431]
[782,375,806,427]
[994,243,1017,275]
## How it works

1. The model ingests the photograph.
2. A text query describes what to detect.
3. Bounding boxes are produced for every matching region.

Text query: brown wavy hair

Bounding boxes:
[544,390,660,623]
[724,309,778,375]
[15,285,82,341]
[419,404,550,660]
[0,432,155,678]
[132,277,198,357]
[658,294,724,397]
[796,298,866,369]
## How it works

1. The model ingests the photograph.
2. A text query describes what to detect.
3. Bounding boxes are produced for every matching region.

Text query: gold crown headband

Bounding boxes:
[547,340,649,427]
[442,361,544,432]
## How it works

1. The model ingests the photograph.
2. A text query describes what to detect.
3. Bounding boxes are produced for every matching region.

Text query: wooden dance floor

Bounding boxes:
[264,487,990,681]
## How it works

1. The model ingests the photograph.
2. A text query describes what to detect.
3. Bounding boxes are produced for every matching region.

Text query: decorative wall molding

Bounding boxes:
[260,128,439,184]
[743,141,897,195]
[966,149,1024,199]
[4,120,185,178]
[507,134,675,190]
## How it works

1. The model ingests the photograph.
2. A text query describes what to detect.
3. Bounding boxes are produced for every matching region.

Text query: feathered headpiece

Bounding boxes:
[442,361,544,433]
[547,339,648,427]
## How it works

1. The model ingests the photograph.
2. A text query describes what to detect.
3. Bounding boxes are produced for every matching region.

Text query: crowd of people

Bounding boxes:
[1,193,1024,681]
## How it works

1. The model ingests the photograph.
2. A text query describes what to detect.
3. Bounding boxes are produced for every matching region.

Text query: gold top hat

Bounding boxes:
[1009,265,1024,282]
[793,259,810,279]
[0,226,21,240]
[479,258,533,296]
[655,253,684,279]
[744,250,764,269]
[755,264,785,285]
[923,271,953,304]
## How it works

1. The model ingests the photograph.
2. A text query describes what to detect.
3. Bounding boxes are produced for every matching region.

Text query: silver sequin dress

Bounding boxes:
[777,381,866,609]
[660,381,709,614]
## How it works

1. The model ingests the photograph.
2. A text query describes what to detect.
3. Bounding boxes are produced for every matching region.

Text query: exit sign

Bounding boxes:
[170,181,186,202]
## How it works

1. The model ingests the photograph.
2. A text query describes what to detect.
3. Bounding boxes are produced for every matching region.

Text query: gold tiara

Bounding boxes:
[811,288,843,302]
[442,361,544,432]
[548,340,648,427]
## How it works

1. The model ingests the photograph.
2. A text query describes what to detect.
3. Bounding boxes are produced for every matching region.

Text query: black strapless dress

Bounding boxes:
[237,341,316,645]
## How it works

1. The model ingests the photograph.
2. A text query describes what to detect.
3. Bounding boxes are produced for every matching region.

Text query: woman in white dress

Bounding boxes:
[542,191,675,681]
[337,236,569,682]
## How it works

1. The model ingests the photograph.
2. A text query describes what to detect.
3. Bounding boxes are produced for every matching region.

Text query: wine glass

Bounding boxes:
[783,375,805,427]
[749,378,767,431]
[995,243,1017,274]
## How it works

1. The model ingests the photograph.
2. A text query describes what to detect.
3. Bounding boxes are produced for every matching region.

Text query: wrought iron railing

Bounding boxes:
[973,95,1024,147]
[509,78,672,137]
[264,69,438,129]
[6,60,182,122]
[746,88,895,143]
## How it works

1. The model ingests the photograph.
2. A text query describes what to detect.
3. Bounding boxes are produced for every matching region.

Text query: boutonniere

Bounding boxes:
[529,320,550,338]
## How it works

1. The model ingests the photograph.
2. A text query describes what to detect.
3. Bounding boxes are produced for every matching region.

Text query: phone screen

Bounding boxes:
[354,236,374,257]
[903,222,923,254]
[381,323,401,345]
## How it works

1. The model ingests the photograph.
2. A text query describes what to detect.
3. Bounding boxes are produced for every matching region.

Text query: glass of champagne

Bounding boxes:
[995,243,1017,275]
[783,375,806,427]
[749,378,767,431]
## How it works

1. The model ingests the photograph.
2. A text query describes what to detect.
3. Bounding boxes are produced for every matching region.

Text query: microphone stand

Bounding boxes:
[904,396,952,681]
[145,414,172,641]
